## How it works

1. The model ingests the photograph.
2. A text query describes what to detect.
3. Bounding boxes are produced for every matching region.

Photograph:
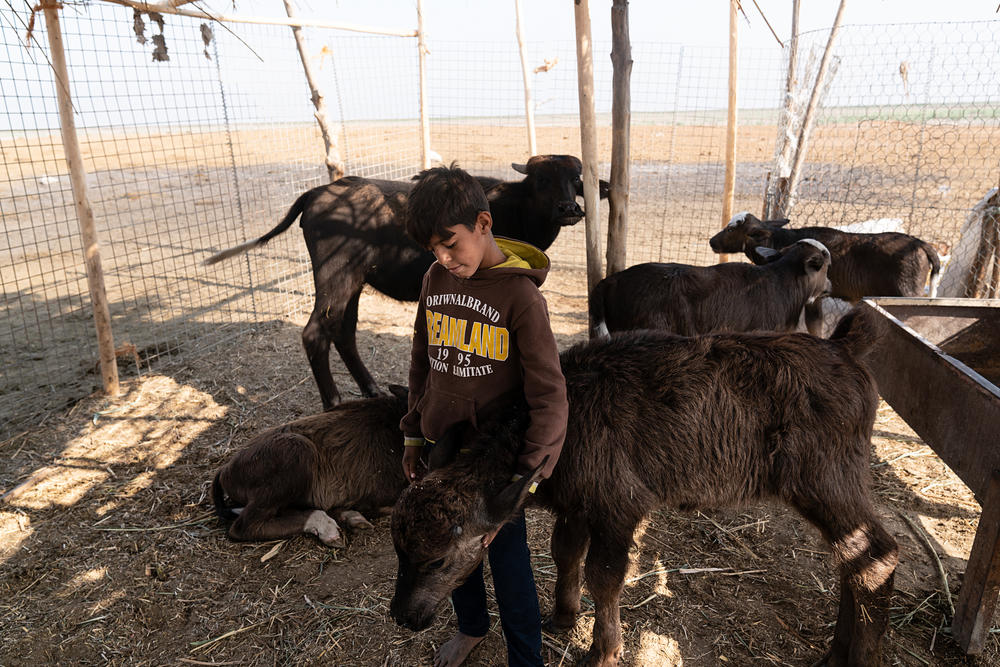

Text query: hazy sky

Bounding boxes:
[222,1,999,51]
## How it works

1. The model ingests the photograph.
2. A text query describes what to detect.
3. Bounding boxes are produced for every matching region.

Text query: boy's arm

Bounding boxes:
[400,275,431,439]
[512,290,568,481]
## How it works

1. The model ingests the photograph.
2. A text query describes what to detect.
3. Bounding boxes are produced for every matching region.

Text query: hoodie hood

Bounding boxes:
[474,236,550,288]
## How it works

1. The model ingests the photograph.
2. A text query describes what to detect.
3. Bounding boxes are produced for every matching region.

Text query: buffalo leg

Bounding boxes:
[794,498,898,666]
[303,305,341,410]
[228,504,344,547]
[804,298,825,336]
[581,532,632,666]
[545,514,590,632]
[330,290,381,399]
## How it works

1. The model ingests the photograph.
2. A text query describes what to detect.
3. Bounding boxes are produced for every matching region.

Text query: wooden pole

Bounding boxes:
[514,0,538,157]
[283,0,345,182]
[43,2,119,398]
[574,0,602,296]
[101,0,418,36]
[606,0,631,276]
[417,0,432,169]
[720,0,739,263]
[767,0,799,219]
[784,0,847,216]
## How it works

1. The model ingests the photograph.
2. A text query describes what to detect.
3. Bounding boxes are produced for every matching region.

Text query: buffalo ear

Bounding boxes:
[387,384,409,401]
[484,458,548,527]
[426,422,474,471]
[805,253,828,273]
[511,162,529,175]
[767,217,791,228]
[746,227,772,247]
[752,246,780,264]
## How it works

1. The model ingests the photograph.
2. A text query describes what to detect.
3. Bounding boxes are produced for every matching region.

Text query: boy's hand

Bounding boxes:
[481,525,503,549]
[402,437,425,483]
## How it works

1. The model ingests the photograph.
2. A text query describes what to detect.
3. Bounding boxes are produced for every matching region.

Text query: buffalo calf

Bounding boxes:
[212,387,408,547]
[390,308,897,666]
[710,212,940,334]
[589,239,832,337]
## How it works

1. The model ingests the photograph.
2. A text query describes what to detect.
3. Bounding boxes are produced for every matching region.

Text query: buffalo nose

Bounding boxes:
[557,201,583,216]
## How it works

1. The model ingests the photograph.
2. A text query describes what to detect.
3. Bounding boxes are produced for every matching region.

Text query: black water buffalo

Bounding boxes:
[206,155,608,409]
[212,387,409,547]
[390,306,897,666]
[589,238,832,337]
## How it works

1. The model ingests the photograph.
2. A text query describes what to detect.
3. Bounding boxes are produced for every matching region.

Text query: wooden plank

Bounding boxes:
[952,471,1000,654]
[862,301,1000,502]
[100,0,419,36]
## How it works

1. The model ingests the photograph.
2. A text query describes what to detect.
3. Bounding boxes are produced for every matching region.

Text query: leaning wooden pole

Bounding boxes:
[514,0,537,157]
[785,0,847,216]
[606,0,631,276]
[720,0,739,264]
[766,0,799,219]
[574,0,602,296]
[283,0,345,181]
[417,0,432,169]
[43,2,119,397]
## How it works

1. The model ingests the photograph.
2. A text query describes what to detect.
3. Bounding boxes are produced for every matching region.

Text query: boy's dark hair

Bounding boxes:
[406,163,490,248]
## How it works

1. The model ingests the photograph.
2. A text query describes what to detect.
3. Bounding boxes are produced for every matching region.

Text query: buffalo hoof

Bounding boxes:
[304,510,344,548]
[338,510,374,530]
[577,648,620,667]
[542,613,577,634]
[809,649,849,667]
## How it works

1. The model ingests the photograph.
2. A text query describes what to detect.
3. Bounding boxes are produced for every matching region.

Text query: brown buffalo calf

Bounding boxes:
[390,308,898,666]
[212,387,408,547]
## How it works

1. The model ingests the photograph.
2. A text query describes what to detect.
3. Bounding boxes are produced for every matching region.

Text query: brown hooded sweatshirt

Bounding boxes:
[400,237,568,479]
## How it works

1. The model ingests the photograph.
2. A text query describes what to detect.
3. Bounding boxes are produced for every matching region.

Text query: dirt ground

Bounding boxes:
[3,118,999,665]
[1,275,997,666]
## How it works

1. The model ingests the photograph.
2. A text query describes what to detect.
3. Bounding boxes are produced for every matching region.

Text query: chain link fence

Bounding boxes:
[2,5,998,438]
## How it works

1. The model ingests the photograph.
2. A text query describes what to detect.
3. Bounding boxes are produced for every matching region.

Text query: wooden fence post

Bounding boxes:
[283,0,345,181]
[573,0,602,296]
[606,0,631,276]
[784,0,847,216]
[417,0,432,169]
[43,2,119,397]
[720,0,739,263]
[514,0,537,157]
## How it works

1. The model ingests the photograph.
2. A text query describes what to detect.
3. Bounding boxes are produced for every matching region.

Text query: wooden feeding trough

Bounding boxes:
[862,297,1000,654]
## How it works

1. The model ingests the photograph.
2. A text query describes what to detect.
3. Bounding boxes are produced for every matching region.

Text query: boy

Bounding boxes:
[400,165,568,667]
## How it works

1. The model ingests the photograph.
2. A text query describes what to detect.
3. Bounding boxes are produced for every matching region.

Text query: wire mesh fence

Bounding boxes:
[1,5,998,438]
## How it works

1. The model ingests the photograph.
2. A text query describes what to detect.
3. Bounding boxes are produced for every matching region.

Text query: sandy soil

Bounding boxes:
[2,120,999,665]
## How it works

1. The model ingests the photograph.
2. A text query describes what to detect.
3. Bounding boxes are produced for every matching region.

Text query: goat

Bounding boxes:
[589,239,832,338]
[204,155,609,410]
[390,307,897,666]
[710,212,940,334]
[211,386,408,547]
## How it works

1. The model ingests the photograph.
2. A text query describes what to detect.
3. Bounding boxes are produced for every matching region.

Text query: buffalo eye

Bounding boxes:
[426,558,446,571]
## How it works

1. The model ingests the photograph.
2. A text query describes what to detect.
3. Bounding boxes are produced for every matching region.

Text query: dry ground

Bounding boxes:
[1,275,996,666]
[3,120,999,665]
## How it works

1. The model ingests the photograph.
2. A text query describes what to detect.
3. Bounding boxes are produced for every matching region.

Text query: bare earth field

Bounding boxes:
[2,121,999,665]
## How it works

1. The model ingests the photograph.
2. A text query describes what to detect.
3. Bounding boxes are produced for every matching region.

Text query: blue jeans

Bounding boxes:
[451,510,543,667]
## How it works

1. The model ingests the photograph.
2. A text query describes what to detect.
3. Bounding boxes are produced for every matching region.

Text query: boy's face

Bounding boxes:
[427,211,496,279]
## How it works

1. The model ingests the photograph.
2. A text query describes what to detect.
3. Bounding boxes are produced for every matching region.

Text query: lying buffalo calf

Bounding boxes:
[212,386,408,547]
[390,308,897,666]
